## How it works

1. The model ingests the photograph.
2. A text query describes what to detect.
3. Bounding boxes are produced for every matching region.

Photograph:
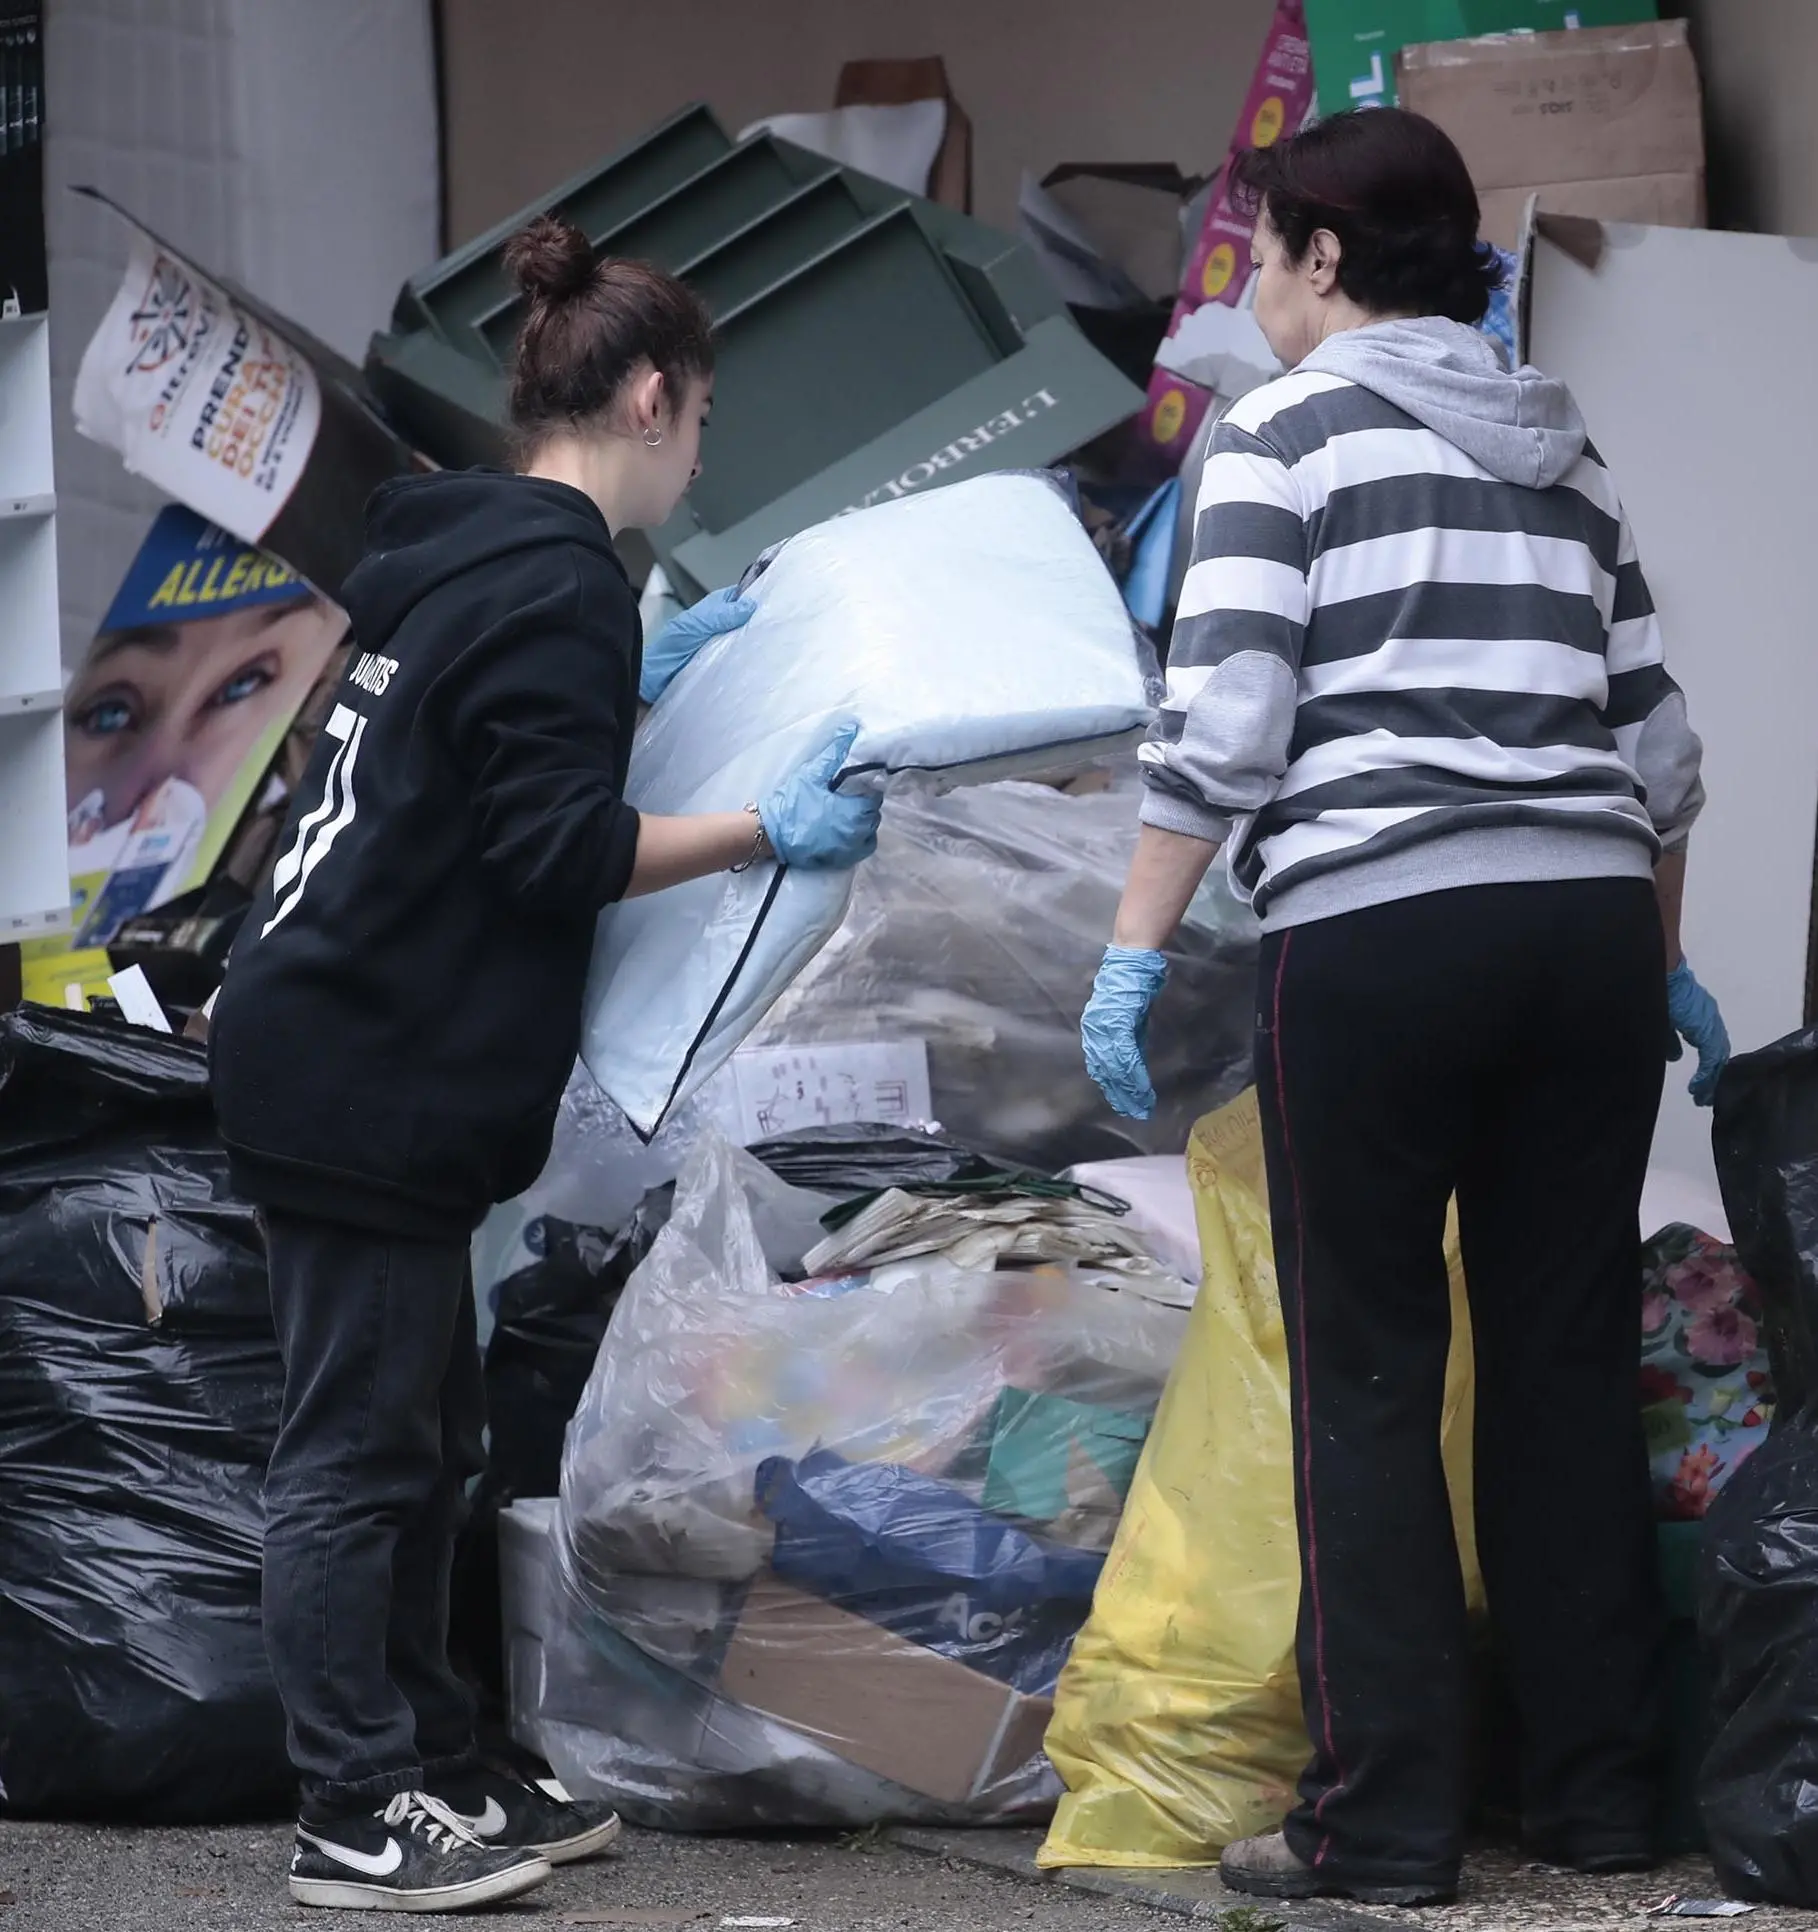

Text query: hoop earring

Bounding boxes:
[643,428,664,447]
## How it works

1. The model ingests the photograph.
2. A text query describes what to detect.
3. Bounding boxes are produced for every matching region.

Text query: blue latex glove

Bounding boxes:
[1082,945,1170,1120]
[639,586,757,704]
[1667,958,1731,1107]
[760,724,882,870]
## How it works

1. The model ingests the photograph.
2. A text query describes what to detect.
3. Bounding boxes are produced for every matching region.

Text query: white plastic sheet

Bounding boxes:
[581,473,1151,1136]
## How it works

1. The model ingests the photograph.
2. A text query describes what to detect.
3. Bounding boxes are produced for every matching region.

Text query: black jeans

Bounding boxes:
[1256,879,1668,1888]
[261,1211,485,1814]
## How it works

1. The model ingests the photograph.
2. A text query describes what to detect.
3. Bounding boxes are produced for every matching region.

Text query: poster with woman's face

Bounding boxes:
[45,504,345,966]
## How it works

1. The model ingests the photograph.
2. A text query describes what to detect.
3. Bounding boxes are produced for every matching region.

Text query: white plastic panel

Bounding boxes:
[0,512,61,711]
[0,312,54,501]
[1530,220,1818,1189]
[0,711,70,936]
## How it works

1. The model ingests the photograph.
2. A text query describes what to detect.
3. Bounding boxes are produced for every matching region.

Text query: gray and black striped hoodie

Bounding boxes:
[1139,316,1704,931]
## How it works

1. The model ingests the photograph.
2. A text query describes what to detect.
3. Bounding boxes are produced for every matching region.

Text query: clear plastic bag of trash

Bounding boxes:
[581,471,1154,1138]
[547,1129,1187,1827]
[748,772,1259,1169]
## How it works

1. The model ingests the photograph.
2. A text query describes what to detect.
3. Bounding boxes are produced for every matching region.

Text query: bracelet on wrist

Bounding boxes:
[730,802,773,874]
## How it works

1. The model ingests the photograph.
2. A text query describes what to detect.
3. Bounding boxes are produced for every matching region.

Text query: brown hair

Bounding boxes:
[501,214,716,460]
[1229,108,1502,326]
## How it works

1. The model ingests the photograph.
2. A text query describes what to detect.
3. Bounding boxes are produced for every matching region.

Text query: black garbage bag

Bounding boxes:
[1712,1027,1818,1408]
[0,1006,291,1821]
[485,1212,660,1505]
[744,1122,1000,1195]
[1699,1417,1818,1902]
[1700,1029,1818,1899]
[451,1207,658,1708]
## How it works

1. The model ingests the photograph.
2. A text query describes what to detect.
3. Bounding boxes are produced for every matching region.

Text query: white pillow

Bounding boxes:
[581,471,1152,1137]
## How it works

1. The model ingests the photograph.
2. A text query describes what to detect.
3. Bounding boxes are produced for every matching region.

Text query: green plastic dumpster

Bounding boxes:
[368,105,1143,598]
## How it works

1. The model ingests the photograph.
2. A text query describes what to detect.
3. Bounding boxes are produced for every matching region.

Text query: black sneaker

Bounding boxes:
[289,1790,551,1912]
[425,1763,623,1865]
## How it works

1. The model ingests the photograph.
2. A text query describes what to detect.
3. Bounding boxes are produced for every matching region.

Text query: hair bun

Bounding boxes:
[504,215,595,303]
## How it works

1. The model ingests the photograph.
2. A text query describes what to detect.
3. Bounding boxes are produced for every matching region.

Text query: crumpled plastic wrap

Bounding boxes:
[749,774,1260,1169]
[546,1130,1186,1829]
[582,471,1154,1137]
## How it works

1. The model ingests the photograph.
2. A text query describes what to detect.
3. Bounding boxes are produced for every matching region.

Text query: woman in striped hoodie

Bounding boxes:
[1082,109,1729,1907]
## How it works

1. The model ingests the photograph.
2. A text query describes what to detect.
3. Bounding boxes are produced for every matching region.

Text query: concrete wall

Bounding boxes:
[438,0,1277,245]
[1669,0,1818,237]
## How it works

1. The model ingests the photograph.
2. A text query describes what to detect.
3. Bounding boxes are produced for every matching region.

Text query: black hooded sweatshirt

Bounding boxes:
[209,470,642,1239]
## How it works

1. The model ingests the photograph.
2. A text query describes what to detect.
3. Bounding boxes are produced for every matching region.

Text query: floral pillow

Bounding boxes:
[1640,1225,1775,1521]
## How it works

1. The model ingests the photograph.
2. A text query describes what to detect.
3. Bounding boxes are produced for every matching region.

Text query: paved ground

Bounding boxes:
[0,1819,1175,1932]
[898,1829,1802,1932]
[1,1818,1797,1932]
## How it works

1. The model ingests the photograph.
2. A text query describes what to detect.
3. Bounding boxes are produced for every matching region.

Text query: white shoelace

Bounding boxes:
[381,1789,483,1855]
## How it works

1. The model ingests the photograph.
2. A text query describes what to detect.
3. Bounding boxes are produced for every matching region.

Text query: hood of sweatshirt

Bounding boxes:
[1298,317,1587,490]
[341,468,627,646]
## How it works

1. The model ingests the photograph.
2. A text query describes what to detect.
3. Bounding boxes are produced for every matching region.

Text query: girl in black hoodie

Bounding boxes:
[210,216,879,1915]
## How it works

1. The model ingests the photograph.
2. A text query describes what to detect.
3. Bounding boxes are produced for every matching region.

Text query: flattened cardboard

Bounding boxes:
[1398,21,1702,192]
[1040,164,1202,306]
[717,1573,1052,1806]
[1477,170,1703,251]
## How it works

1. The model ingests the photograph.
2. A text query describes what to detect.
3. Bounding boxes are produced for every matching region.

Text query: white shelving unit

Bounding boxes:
[0,308,68,939]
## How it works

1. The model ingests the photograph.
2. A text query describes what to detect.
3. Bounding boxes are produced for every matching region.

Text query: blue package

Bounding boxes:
[1478,245,1520,371]
[754,1449,1105,1695]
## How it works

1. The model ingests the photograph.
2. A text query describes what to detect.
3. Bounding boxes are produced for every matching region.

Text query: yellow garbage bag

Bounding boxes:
[1039,1088,1481,1869]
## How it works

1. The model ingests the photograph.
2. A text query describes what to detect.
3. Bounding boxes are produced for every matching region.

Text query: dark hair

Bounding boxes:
[502,214,716,458]
[1229,109,1502,325]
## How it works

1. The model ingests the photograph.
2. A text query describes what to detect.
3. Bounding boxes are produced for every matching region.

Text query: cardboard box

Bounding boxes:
[1305,0,1655,115]
[1230,0,1317,160]
[498,1498,559,1758]
[1138,0,1312,454]
[1166,0,1314,332]
[1139,366,1217,468]
[1399,21,1702,193]
[1181,195,1255,311]
[1477,171,1703,250]
[1040,163,1204,306]
[717,1573,1053,1806]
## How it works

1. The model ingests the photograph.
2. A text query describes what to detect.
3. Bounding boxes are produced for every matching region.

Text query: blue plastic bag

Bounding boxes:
[755,1449,1104,1694]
